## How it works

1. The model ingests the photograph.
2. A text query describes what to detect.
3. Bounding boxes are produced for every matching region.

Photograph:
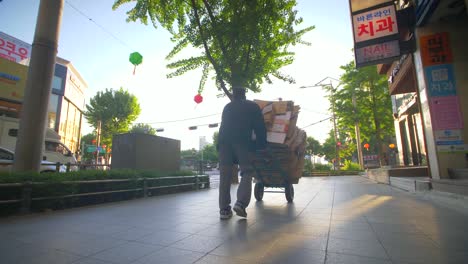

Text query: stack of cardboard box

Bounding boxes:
[254,100,307,184]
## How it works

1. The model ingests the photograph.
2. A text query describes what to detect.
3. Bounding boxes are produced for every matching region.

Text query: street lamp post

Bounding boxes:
[300,76,341,170]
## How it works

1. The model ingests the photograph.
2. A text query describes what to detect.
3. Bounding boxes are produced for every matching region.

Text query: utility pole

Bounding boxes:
[14,0,64,172]
[353,93,364,170]
[300,77,342,170]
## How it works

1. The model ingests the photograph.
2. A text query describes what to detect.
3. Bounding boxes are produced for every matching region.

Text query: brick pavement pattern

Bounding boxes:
[1,176,468,263]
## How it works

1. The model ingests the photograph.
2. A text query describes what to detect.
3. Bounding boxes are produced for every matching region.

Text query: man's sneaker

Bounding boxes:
[233,203,247,218]
[220,207,233,220]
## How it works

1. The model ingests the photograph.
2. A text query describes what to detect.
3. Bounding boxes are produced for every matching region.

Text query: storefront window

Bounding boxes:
[59,100,69,135]
[47,94,59,130]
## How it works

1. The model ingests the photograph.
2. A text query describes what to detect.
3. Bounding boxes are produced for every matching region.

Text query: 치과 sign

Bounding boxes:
[352,4,398,44]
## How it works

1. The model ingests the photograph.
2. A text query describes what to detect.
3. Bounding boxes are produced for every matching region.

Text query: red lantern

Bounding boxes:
[194,94,203,104]
[364,143,370,151]
[92,139,97,144]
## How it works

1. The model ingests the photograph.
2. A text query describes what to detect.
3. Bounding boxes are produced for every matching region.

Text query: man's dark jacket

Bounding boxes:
[218,99,267,151]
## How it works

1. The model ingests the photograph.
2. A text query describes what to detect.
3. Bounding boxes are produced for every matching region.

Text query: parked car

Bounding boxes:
[0,147,66,173]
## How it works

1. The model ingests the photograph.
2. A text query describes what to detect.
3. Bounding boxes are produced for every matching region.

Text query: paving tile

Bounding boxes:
[331,220,373,231]
[72,257,115,264]
[262,243,326,264]
[136,229,192,246]
[384,244,468,264]
[171,234,225,253]
[166,222,212,234]
[325,253,391,264]
[18,248,82,264]
[370,222,424,236]
[327,238,389,259]
[134,247,204,264]
[194,254,252,264]
[89,241,163,263]
[329,228,379,241]
[272,233,328,251]
[56,236,127,257]
[209,233,276,262]
[377,232,439,249]
[108,227,156,241]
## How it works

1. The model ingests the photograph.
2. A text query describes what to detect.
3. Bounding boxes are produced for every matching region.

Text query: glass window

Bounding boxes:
[60,100,69,135]
[47,94,59,130]
[45,141,71,156]
[0,149,14,160]
[52,76,63,91]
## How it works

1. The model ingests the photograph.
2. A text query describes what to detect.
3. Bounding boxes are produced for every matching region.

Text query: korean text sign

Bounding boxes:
[352,4,398,43]
[0,32,31,64]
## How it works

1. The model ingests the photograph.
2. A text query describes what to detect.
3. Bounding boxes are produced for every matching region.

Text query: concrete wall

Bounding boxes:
[414,17,468,179]
[112,133,180,172]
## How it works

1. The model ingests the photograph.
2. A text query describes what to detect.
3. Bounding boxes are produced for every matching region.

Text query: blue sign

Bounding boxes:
[425,64,456,97]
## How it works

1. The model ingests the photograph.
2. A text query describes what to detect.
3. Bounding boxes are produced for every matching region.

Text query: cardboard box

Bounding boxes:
[267,132,287,144]
[272,101,293,114]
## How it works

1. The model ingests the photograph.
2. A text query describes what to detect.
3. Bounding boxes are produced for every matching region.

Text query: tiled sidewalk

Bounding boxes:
[1,176,468,264]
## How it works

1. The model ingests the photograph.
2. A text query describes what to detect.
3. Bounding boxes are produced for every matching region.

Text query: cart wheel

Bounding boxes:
[254,183,264,201]
[285,184,294,203]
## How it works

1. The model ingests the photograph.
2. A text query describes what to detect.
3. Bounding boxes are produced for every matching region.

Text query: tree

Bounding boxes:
[80,133,96,162]
[113,0,314,99]
[202,144,218,163]
[84,88,141,147]
[130,123,157,135]
[305,136,323,157]
[329,61,394,166]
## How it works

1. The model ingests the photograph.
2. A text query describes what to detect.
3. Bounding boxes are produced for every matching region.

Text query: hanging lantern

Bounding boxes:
[92,139,97,144]
[129,52,143,75]
[389,143,395,149]
[194,94,203,104]
[364,143,370,151]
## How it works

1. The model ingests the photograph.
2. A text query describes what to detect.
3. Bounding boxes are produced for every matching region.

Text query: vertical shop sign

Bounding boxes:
[420,32,464,150]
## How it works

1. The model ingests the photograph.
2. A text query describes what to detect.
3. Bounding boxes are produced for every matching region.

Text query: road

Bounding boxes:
[205,169,220,188]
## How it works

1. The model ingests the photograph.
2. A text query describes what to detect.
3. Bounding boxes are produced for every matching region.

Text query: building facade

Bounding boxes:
[380,0,468,179]
[0,32,87,153]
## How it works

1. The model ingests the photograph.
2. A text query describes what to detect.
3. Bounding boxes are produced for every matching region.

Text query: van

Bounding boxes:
[0,116,77,170]
[0,146,66,173]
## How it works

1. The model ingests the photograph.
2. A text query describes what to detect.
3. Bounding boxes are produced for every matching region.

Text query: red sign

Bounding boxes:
[420,32,453,66]
[0,32,31,64]
[352,4,398,43]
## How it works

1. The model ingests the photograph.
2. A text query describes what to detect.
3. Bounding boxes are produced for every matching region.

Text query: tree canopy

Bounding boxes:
[113,0,314,99]
[84,88,141,147]
[327,61,394,165]
[129,123,157,135]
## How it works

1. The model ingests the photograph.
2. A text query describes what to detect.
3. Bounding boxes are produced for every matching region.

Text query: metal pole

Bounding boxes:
[353,93,364,170]
[13,0,64,172]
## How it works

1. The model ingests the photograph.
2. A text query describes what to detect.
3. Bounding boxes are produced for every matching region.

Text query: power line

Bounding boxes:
[135,113,222,125]
[65,0,135,51]
[301,107,330,116]
[301,117,332,129]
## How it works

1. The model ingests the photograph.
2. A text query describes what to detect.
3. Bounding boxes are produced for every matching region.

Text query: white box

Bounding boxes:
[267,132,287,144]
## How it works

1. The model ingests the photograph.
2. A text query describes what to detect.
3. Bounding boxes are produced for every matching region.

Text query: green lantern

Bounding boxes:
[129,52,143,75]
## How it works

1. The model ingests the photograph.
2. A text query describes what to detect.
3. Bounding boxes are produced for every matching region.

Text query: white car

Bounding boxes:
[0,147,66,173]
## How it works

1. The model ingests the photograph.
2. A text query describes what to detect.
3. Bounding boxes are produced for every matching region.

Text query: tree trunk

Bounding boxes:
[370,82,384,166]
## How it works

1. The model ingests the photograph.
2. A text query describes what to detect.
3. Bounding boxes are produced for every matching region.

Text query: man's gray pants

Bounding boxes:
[218,143,255,210]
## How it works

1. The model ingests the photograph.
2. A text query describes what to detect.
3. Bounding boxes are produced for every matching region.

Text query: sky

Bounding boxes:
[0,0,355,150]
